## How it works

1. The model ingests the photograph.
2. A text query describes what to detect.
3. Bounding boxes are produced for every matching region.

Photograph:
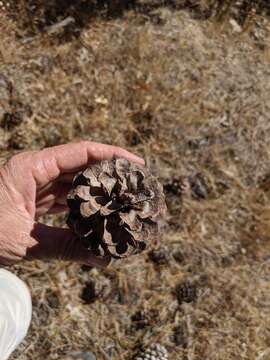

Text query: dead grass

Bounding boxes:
[1,0,270,359]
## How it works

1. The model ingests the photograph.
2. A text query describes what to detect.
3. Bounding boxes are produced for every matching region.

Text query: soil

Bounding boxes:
[1,1,270,359]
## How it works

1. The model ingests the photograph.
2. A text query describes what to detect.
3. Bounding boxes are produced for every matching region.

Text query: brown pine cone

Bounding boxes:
[67,158,166,259]
[135,343,169,360]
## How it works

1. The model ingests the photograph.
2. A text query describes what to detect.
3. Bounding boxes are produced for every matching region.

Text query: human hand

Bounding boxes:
[0,141,144,266]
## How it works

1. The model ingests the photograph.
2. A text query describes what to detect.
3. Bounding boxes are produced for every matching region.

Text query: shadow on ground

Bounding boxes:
[6,0,211,38]
[3,0,259,40]
[6,0,270,42]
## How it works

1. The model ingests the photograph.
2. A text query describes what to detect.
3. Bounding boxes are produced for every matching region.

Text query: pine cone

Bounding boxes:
[135,344,169,360]
[67,158,166,259]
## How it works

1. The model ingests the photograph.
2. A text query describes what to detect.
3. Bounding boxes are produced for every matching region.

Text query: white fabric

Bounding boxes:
[0,269,32,360]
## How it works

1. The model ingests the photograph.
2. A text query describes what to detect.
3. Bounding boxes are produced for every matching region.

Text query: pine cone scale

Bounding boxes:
[120,210,143,232]
[98,172,117,195]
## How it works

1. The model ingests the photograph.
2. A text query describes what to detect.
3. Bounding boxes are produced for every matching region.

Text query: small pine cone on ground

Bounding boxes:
[67,158,166,259]
[135,343,169,360]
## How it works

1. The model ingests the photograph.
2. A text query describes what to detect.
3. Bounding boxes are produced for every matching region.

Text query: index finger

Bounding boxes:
[30,141,145,186]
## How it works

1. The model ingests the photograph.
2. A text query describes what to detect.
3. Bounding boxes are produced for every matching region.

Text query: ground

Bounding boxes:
[1,1,270,359]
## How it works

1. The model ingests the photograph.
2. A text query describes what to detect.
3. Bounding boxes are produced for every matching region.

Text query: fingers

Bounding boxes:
[36,182,71,217]
[27,223,111,268]
[30,141,145,187]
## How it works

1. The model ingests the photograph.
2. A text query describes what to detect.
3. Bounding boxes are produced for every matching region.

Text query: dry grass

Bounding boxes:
[1,1,270,359]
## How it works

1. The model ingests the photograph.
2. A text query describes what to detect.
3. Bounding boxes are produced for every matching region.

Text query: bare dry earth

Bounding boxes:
[1,2,270,359]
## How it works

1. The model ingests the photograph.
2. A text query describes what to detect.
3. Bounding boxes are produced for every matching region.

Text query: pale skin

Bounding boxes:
[0,141,144,267]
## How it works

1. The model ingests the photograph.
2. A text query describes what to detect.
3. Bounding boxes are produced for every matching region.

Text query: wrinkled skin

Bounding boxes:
[0,141,144,267]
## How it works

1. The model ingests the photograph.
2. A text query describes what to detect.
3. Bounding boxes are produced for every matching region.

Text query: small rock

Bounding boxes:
[188,173,209,200]
[62,351,96,360]
[229,19,242,33]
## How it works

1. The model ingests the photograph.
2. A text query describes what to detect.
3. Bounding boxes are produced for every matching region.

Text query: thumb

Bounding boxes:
[26,223,110,268]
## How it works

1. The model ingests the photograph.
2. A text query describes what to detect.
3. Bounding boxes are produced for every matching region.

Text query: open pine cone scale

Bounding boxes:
[67,158,166,259]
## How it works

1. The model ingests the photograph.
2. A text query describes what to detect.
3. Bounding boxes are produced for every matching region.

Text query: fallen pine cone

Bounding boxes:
[135,343,169,360]
[67,158,166,259]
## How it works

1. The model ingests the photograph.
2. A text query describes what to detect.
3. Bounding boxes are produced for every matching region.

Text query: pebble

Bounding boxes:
[63,351,96,360]
[229,19,242,33]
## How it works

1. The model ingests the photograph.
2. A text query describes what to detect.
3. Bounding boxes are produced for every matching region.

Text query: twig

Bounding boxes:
[45,16,75,35]
[20,16,75,44]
